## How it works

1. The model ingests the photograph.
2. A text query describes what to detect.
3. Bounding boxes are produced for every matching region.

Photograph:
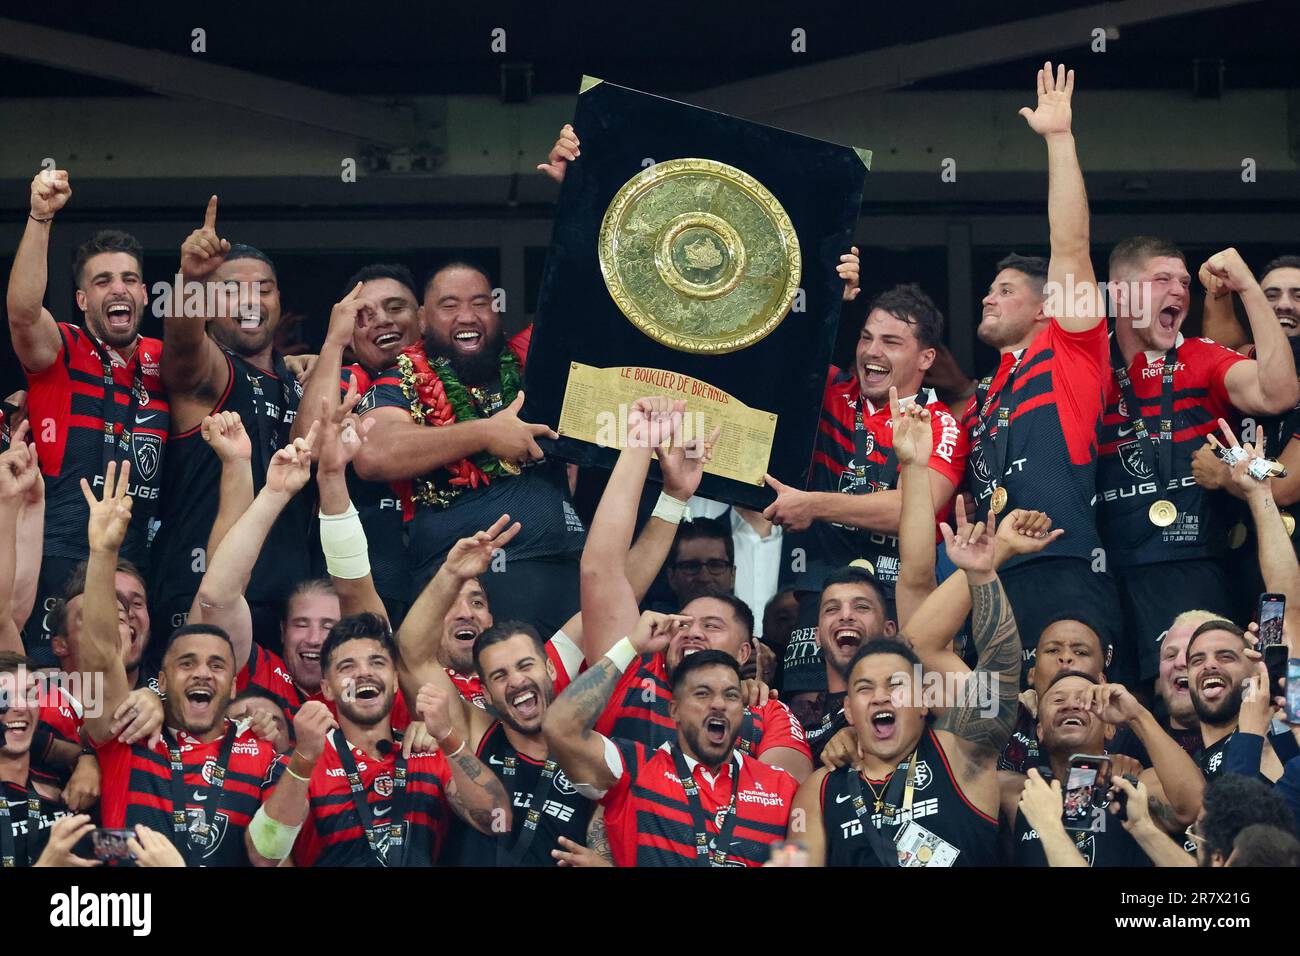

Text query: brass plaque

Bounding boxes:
[598,158,801,355]
[557,362,778,486]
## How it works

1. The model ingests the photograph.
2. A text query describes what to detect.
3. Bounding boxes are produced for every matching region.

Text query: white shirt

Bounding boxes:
[683,497,783,636]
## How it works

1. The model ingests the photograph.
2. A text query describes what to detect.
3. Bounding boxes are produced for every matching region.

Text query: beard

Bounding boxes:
[429,327,505,386]
[493,678,554,736]
[210,319,276,359]
[678,721,740,769]
[1191,684,1243,726]
[334,687,396,728]
[87,310,140,350]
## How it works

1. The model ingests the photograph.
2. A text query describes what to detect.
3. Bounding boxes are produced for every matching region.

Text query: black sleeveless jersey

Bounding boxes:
[150,349,312,609]
[2,778,74,867]
[1012,805,1150,867]
[821,728,998,866]
[452,721,594,866]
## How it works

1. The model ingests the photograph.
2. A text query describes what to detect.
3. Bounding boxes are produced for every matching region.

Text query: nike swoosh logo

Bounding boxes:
[192,790,208,802]
[488,756,504,765]
[1116,425,1135,437]
[835,793,854,804]
[373,806,391,817]
[136,414,156,424]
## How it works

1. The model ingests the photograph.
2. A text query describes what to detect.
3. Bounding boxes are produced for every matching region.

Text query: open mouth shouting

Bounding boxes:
[703,715,730,746]
[452,625,480,648]
[860,361,891,391]
[1155,304,1182,333]
[105,300,134,332]
[832,628,864,656]
[1056,710,1090,732]
[508,685,542,722]
[1278,312,1298,332]
[868,707,897,741]
[351,678,384,703]
[185,684,216,719]
[1198,673,1228,702]
[1172,674,1190,697]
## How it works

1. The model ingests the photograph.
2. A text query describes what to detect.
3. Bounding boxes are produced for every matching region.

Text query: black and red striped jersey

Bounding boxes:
[290,733,453,867]
[25,325,169,564]
[785,373,967,589]
[601,741,796,866]
[595,652,811,764]
[236,643,411,730]
[31,684,83,790]
[149,348,310,611]
[95,721,278,867]
[961,318,1108,567]
[820,728,998,866]
[1097,335,1248,567]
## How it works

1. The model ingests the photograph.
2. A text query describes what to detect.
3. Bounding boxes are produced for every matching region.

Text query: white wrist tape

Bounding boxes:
[319,504,371,580]
[652,492,690,525]
[606,636,638,673]
[249,804,302,861]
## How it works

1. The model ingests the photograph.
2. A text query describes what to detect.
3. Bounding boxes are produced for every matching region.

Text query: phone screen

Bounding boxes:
[91,828,136,863]
[1062,756,1110,832]
[1258,594,1286,648]
[1287,660,1300,725]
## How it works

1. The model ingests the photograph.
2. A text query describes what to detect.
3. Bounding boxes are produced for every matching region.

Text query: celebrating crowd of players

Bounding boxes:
[2,62,1300,870]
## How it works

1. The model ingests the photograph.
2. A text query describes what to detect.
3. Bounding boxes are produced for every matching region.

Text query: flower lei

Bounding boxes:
[396,341,523,507]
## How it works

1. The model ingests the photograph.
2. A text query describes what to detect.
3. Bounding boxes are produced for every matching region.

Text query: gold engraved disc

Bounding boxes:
[1149,499,1178,527]
[989,486,1008,515]
[598,158,801,354]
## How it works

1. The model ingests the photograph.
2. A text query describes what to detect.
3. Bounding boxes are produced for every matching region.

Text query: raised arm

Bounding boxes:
[0,439,33,653]
[1218,420,1300,646]
[933,508,1021,771]
[544,611,681,791]
[6,170,70,374]
[1199,258,1249,351]
[291,283,362,443]
[12,433,44,634]
[1211,249,1300,415]
[193,426,317,671]
[313,387,386,620]
[892,391,940,628]
[247,701,337,867]
[417,681,511,837]
[1020,62,1101,333]
[163,196,232,401]
[199,412,253,567]
[76,462,135,745]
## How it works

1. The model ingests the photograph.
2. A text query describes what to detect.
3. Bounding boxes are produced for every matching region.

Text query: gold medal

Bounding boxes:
[917,844,933,864]
[1228,522,1248,550]
[849,557,876,576]
[989,486,1008,514]
[1148,499,1177,527]
[1283,512,1296,537]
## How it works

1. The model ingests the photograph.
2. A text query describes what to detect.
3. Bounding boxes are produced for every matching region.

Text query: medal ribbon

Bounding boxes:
[854,404,899,491]
[1110,337,1176,501]
[671,746,741,867]
[975,357,1024,500]
[497,751,561,865]
[165,721,238,867]
[88,338,145,480]
[843,747,919,868]
[332,729,410,868]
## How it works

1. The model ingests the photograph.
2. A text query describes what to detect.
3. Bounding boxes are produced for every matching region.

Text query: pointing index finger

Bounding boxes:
[203,195,219,230]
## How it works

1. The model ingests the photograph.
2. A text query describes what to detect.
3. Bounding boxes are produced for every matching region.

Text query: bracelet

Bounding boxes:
[28,213,52,224]
[651,492,690,525]
[445,739,466,759]
[285,765,310,783]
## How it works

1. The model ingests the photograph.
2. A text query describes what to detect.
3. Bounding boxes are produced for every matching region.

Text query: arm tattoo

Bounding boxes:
[452,751,484,783]
[586,807,613,863]
[561,658,624,737]
[935,576,1021,758]
[1148,798,1181,831]
[448,751,510,832]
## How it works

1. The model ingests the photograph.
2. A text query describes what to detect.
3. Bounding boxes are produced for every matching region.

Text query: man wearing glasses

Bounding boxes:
[663,518,736,608]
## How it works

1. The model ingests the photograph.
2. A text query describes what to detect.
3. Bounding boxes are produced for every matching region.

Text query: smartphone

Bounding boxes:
[91,828,135,863]
[1111,774,1140,822]
[1257,593,1286,648]
[1063,754,1111,832]
[1265,644,1290,701]
[1286,660,1300,725]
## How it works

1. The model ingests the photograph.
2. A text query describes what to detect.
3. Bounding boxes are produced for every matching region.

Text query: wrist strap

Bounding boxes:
[28,213,52,224]
[652,492,690,525]
[606,636,638,673]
